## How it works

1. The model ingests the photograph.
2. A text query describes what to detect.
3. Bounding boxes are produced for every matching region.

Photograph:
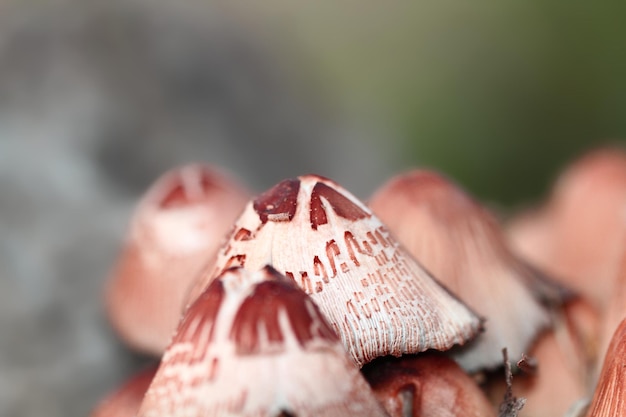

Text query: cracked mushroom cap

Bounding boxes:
[508,147,626,308]
[368,169,552,371]
[586,318,626,417]
[186,175,482,367]
[106,164,249,354]
[362,353,497,417]
[138,266,389,417]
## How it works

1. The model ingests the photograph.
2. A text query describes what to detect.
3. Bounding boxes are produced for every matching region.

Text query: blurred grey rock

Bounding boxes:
[0,0,397,416]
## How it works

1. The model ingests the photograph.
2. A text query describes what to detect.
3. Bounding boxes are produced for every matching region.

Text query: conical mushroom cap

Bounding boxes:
[368,169,551,371]
[362,354,497,417]
[90,365,157,417]
[187,175,482,366]
[138,266,389,417]
[586,318,626,417]
[106,164,249,354]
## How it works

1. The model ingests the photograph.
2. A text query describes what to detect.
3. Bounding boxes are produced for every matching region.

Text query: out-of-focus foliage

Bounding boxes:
[241,0,626,205]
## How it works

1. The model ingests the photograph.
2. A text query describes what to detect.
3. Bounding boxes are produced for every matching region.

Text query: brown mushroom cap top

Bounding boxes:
[106,164,249,354]
[362,353,497,417]
[368,169,552,371]
[187,174,482,367]
[138,266,389,417]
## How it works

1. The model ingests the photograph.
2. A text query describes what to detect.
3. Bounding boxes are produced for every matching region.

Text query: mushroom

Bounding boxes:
[597,241,626,375]
[137,266,390,417]
[368,169,553,371]
[508,147,626,309]
[106,164,250,354]
[585,318,626,416]
[362,353,497,417]
[186,175,482,366]
[484,325,588,417]
[90,364,157,417]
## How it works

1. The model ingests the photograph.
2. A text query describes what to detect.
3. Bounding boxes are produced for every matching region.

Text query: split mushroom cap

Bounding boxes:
[508,147,626,308]
[362,353,496,417]
[586,318,626,417]
[187,174,482,366]
[90,364,157,417]
[368,169,552,371]
[138,266,390,417]
[106,164,250,354]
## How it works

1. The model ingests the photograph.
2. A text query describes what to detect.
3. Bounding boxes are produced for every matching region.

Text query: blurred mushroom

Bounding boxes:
[90,364,157,417]
[106,164,250,354]
[138,266,390,416]
[484,322,588,417]
[508,147,626,308]
[187,175,482,366]
[368,169,552,371]
[362,353,497,417]
[585,318,626,416]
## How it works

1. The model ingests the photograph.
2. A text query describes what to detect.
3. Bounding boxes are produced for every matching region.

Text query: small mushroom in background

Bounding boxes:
[367,169,555,371]
[137,266,390,417]
[362,353,497,417]
[90,364,158,417]
[585,318,626,417]
[507,147,626,309]
[186,174,482,367]
[105,164,250,355]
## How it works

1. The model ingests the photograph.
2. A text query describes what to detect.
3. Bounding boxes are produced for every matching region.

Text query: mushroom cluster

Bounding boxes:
[92,147,626,417]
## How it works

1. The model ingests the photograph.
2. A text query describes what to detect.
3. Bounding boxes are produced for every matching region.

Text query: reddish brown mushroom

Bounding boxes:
[368,169,553,371]
[508,147,626,309]
[187,175,482,367]
[106,164,249,354]
[484,326,588,417]
[137,266,390,417]
[362,353,497,417]
[586,318,626,416]
[597,241,626,374]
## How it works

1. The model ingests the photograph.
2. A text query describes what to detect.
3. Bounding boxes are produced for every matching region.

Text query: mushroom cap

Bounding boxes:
[597,242,626,374]
[187,175,482,366]
[509,148,626,308]
[138,266,389,417]
[106,164,249,354]
[368,169,552,371]
[90,364,157,417]
[362,353,496,417]
[586,318,626,416]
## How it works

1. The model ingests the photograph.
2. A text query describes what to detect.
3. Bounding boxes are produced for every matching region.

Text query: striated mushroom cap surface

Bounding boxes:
[187,175,482,366]
[586,318,626,417]
[369,169,552,370]
[138,266,389,417]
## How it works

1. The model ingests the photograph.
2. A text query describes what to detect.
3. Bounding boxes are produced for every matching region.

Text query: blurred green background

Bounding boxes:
[243,0,626,205]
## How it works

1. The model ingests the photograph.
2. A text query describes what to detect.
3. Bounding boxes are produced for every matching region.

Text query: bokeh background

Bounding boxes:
[1,0,624,416]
